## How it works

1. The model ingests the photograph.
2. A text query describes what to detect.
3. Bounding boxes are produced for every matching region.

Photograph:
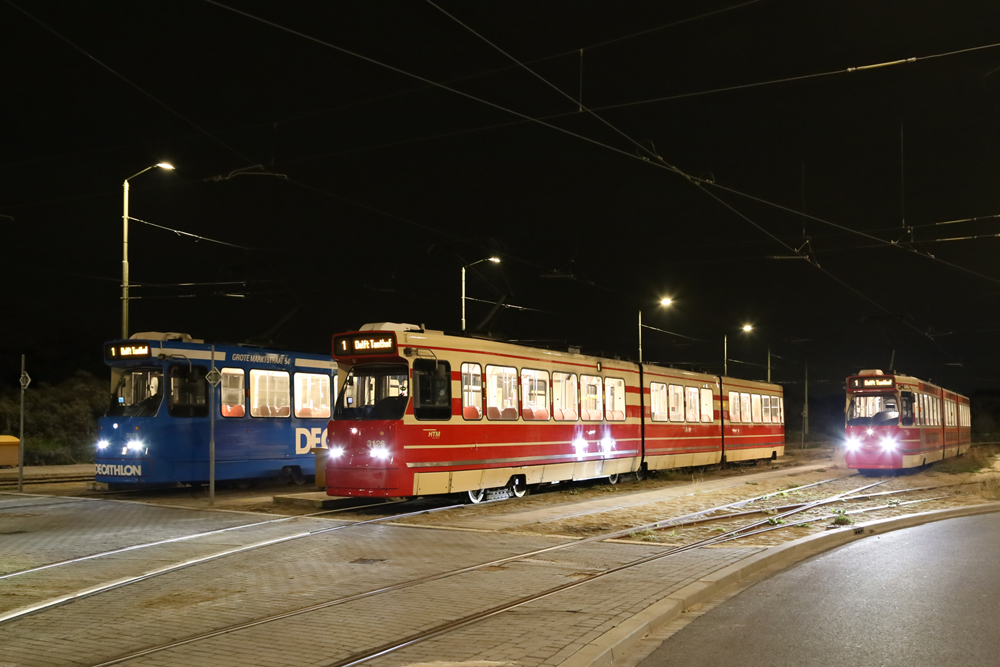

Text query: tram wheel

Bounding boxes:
[508,478,529,499]
[607,473,620,485]
[467,488,487,504]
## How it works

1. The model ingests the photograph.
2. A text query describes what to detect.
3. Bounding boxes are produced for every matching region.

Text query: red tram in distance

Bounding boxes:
[325,323,784,502]
[844,369,971,473]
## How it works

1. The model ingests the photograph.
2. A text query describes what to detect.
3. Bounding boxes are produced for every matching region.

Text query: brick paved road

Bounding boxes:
[0,494,764,667]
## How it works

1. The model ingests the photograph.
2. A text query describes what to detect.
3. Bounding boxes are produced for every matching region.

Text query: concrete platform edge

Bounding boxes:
[557,501,1000,667]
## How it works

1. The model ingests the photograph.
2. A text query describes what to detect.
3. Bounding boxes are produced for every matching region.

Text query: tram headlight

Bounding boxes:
[126,440,144,452]
[845,437,860,452]
[370,446,390,460]
[97,439,109,450]
[880,437,897,452]
[329,446,345,458]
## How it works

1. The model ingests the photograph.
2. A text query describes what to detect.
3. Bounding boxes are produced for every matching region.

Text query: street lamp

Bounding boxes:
[724,323,754,377]
[638,297,672,364]
[122,162,174,339]
[461,256,500,331]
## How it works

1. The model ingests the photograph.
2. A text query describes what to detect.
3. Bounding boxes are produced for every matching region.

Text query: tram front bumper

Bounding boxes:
[325,466,400,497]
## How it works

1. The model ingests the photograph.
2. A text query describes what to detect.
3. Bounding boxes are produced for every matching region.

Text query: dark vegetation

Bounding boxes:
[0,371,107,465]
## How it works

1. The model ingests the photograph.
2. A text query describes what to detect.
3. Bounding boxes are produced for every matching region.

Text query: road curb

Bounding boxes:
[558,501,1000,667]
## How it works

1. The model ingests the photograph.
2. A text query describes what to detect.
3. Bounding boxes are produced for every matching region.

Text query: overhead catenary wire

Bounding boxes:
[128,216,254,250]
[205,0,1000,298]
[5,0,255,167]
[421,0,956,352]
[195,0,976,370]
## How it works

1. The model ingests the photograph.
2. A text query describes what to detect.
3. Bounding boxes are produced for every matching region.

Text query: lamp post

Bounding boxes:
[122,162,174,339]
[461,256,500,331]
[638,297,672,364]
[724,324,753,377]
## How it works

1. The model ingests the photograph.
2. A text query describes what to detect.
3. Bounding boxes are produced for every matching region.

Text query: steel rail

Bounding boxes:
[0,502,462,626]
[85,478,843,667]
[0,499,411,581]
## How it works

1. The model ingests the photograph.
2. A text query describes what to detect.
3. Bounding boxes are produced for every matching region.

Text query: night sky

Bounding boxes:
[4,1,1000,426]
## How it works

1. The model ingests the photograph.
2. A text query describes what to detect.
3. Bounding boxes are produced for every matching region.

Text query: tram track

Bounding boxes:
[0,499,412,581]
[0,501,462,625]
[82,478,847,667]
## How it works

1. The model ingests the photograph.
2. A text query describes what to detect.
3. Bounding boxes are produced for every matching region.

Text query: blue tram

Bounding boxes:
[96,332,336,486]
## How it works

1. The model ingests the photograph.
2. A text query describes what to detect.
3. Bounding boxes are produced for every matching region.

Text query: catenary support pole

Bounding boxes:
[18,355,26,493]
[638,310,642,364]
[723,334,728,377]
[209,346,216,506]
[801,361,809,448]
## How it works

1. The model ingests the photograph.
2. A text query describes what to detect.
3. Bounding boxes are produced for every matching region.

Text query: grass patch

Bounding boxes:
[978,473,1000,500]
[935,445,998,474]
[831,509,854,526]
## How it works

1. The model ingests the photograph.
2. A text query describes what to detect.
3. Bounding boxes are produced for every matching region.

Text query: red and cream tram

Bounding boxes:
[326,323,785,502]
[844,370,971,472]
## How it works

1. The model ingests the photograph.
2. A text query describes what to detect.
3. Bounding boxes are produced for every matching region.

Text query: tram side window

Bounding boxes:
[412,359,452,420]
[250,370,290,418]
[669,384,684,422]
[581,375,603,421]
[168,365,209,418]
[605,378,626,421]
[779,397,785,423]
[900,392,913,426]
[750,394,762,424]
[740,393,751,424]
[684,386,699,422]
[521,369,550,420]
[650,383,669,422]
[728,391,740,422]
[486,365,518,420]
[553,372,578,421]
[294,373,331,419]
[461,363,483,420]
[762,396,771,423]
[221,368,245,418]
[700,388,713,423]
[933,397,940,426]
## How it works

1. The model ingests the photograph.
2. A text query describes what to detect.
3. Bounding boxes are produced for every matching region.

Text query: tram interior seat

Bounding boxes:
[487,406,501,420]
[553,408,564,420]
[463,405,482,420]
[534,408,549,420]
[501,407,518,420]
[275,406,290,417]
[256,405,272,417]
[562,408,578,421]
[522,409,535,420]
[584,409,603,421]
[610,410,625,421]
[298,407,313,417]
[221,404,245,418]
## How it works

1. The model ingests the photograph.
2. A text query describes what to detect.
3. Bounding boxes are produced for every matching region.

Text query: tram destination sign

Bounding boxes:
[334,332,397,357]
[105,343,152,361]
[849,376,895,390]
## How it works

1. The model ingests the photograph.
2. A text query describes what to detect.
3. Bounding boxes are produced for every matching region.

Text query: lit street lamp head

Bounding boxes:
[488,256,500,263]
[156,162,175,170]
[660,297,672,306]
[743,324,753,332]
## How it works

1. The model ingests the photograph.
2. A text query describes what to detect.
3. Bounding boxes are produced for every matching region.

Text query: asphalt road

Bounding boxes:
[639,512,1000,667]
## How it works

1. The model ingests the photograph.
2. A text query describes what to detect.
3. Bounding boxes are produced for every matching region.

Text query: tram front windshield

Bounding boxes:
[107,367,163,417]
[335,364,409,420]
[847,393,899,426]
